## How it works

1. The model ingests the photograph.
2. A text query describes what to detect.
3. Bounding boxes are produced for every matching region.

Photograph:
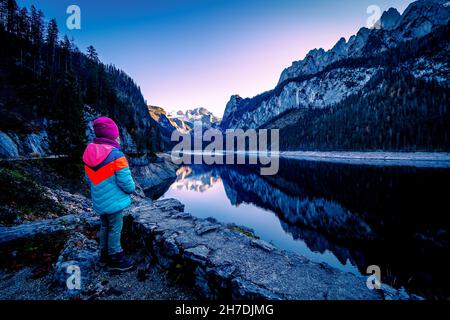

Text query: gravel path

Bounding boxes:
[0,262,198,300]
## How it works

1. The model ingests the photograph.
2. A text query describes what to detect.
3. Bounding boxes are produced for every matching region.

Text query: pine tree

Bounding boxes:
[46,18,58,47]
[61,35,72,72]
[46,18,58,65]
[17,7,30,39]
[0,0,8,29]
[6,0,18,33]
[61,35,71,51]
[30,6,44,74]
[86,45,99,62]
[30,5,44,45]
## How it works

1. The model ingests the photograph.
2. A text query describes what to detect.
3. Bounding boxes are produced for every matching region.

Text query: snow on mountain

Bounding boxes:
[221,0,450,130]
[168,107,221,129]
[278,0,449,84]
[149,105,221,138]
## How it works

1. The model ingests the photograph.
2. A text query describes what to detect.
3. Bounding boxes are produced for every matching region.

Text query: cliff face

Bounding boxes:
[220,0,450,136]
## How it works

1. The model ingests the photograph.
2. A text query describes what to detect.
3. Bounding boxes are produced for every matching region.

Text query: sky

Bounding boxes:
[18,0,414,117]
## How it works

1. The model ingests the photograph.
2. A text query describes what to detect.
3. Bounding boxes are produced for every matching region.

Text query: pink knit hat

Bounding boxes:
[93,117,119,140]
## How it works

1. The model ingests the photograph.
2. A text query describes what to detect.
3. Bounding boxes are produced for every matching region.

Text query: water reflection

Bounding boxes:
[171,166,221,193]
[161,159,450,299]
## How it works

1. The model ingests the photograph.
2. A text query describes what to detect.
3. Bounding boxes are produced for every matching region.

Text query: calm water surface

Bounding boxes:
[155,158,450,298]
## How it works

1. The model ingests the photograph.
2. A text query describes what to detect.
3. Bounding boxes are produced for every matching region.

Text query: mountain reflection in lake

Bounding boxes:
[159,159,450,299]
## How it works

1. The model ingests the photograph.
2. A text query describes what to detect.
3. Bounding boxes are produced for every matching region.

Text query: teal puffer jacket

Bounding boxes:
[82,143,135,214]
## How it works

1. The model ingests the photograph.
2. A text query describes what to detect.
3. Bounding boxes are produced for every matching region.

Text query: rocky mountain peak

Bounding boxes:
[396,0,450,39]
[276,0,449,84]
[331,37,347,54]
[378,8,401,30]
[222,95,243,120]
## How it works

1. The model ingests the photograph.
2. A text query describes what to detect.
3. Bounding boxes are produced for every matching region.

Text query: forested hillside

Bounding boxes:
[271,70,449,151]
[0,0,160,162]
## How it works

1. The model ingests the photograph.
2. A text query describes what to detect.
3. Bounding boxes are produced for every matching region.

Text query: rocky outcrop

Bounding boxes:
[130,153,178,196]
[128,198,394,300]
[1,100,156,160]
[221,95,243,124]
[378,8,401,30]
[0,130,50,159]
[148,105,187,149]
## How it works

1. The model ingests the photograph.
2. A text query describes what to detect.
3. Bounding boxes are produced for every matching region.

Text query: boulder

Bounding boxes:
[53,233,99,294]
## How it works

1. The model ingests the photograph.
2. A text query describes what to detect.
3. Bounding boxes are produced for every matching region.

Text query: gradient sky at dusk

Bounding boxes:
[19,0,414,116]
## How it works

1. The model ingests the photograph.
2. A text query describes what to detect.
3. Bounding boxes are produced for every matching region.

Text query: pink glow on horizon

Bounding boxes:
[141,23,361,117]
[17,0,414,117]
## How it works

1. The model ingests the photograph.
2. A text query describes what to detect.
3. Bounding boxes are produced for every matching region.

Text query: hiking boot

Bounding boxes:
[99,250,109,266]
[107,251,134,272]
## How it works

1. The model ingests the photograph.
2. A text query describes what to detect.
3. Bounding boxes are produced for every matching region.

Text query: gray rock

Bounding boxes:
[162,233,180,257]
[251,239,275,252]
[23,131,50,157]
[183,245,210,266]
[206,265,236,290]
[382,285,424,300]
[195,222,220,235]
[172,212,193,220]
[131,154,177,191]
[231,278,283,300]
[53,233,99,294]
[193,266,214,298]
[0,131,19,158]
[378,7,401,30]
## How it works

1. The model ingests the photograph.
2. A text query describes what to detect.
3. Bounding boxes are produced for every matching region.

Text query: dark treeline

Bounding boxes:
[0,0,160,161]
[278,69,450,151]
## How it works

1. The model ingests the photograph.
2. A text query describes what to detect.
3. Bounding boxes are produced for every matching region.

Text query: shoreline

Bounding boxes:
[166,150,450,168]
[280,151,450,168]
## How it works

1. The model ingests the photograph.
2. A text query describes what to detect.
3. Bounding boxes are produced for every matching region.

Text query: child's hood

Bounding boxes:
[82,143,114,167]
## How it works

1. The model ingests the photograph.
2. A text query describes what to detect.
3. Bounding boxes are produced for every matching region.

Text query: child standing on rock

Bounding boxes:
[82,116,135,271]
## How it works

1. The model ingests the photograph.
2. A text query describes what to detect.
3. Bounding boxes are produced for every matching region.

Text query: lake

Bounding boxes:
[157,158,450,299]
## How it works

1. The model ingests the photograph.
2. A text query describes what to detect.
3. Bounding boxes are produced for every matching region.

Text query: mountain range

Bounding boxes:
[148,105,220,148]
[220,0,450,151]
[1,0,449,160]
[167,107,221,130]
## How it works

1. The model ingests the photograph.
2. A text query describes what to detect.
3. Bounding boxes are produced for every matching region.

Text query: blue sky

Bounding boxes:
[18,0,414,116]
